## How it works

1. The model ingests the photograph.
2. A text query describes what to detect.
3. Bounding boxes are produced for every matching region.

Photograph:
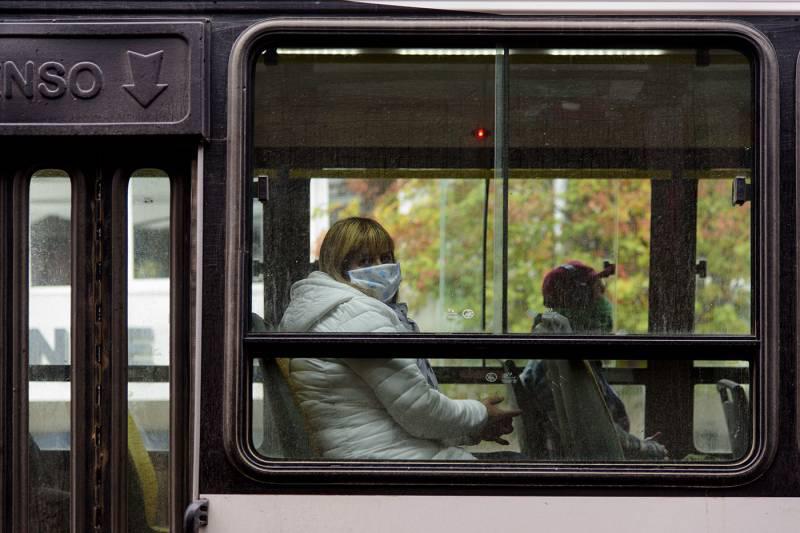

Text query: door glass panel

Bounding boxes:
[127,170,170,532]
[28,170,71,531]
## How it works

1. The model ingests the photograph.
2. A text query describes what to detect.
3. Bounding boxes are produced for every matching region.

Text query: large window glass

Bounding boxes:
[250,357,750,462]
[250,46,751,336]
[246,43,755,465]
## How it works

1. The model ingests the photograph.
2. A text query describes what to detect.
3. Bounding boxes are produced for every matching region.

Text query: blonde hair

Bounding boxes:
[319,217,395,284]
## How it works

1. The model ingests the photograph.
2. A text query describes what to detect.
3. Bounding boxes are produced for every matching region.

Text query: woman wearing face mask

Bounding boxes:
[279,217,519,460]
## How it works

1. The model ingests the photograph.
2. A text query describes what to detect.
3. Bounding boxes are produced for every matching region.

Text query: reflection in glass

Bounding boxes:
[251,357,750,463]
[127,171,170,532]
[509,48,752,335]
[250,47,752,335]
[694,379,750,456]
[28,171,71,531]
[695,179,751,334]
[251,48,497,333]
[508,177,653,334]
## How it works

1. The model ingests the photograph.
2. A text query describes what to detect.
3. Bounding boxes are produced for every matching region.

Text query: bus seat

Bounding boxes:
[257,357,315,459]
[545,359,624,461]
[504,359,624,461]
[251,312,271,332]
[716,379,750,459]
[127,414,168,533]
[503,360,556,459]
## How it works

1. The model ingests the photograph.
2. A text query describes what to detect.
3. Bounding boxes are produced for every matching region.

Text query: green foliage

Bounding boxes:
[694,180,751,334]
[324,174,751,334]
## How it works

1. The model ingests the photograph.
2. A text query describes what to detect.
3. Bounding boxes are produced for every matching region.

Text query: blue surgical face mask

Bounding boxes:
[347,263,402,303]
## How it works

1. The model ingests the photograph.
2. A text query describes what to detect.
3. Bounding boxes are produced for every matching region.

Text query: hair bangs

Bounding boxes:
[318,217,395,283]
[359,222,394,258]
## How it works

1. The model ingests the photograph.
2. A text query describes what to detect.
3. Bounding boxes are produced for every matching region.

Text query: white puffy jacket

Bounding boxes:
[278,272,487,460]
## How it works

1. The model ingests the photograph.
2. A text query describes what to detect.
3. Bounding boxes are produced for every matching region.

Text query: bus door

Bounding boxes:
[0,21,206,533]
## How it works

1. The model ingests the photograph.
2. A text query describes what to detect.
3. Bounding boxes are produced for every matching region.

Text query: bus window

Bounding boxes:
[29,170,71,531]
[127,170,170,532]
[242,43,756,467]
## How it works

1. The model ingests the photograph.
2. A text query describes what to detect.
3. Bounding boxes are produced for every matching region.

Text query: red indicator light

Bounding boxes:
[473,127,490,140]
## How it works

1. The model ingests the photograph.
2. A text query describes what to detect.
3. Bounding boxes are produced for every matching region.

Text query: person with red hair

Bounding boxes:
[536,260,615,333]
[521,260,668,460]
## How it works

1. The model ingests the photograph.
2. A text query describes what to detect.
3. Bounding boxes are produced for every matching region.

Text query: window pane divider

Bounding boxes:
[109,169,130,533]
[11,170,30,533]
[0,170,10,532]
[72,169,94,533]
[170,166,193,532]
[493,46,509,334]
[242,335,758,360]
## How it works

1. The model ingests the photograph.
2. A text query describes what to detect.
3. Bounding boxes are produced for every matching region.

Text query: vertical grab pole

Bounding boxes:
[480,177,489,333]
[438,179,448,329]
[493,47,509,334]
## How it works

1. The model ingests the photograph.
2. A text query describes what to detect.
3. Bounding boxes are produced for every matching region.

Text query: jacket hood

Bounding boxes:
[279,271,365,332]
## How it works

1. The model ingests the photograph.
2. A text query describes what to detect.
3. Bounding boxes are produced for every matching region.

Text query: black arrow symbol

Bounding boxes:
[123,50,168,108]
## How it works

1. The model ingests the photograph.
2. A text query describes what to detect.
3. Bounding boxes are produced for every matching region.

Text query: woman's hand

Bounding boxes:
[479,396,522,445]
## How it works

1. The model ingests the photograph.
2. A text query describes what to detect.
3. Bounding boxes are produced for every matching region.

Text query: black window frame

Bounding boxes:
[225,17,779,486]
